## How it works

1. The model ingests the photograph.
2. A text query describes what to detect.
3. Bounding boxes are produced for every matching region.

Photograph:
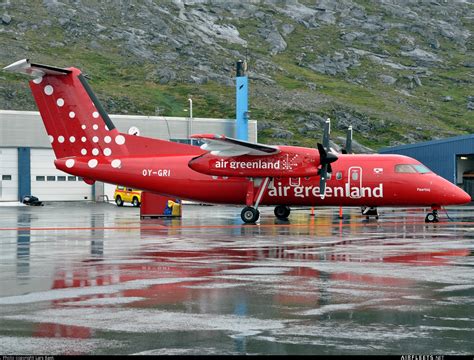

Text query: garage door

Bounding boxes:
[0,148,18,201]
[31,149,92,201]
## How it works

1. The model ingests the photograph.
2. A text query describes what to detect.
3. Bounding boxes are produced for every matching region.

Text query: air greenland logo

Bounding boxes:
[268,182,384,198]
[214,155,294,171]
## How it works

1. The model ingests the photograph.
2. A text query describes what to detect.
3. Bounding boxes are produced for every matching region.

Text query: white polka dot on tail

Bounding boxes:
[92,136,99,143]
[104,136,111,143]
[93,111,99,119]
[115,135,125,145]
[81,125,86,130]
[111,159,121,168]
[33,77,43,84]
[92,148,99,156]
[104,148,112,156]
[81,137,86,142]
[58,136,64,143]
[69,136,76,143]
[44,85,53,95]
[88,159,98,168]
[69,111,75,119]
[66,159,75,168]
[81,149,87,155]
[48,135,54,143]
[57,98,64,107]
[93,124,98,130]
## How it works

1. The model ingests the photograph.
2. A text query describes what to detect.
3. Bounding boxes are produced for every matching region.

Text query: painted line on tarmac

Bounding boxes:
[1,220,473,232]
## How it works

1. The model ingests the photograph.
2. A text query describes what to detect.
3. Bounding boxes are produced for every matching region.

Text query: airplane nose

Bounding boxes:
[452,185,471,204]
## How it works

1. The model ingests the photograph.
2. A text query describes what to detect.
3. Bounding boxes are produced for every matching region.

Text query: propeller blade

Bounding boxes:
[346,125,353,154]
[323,118,330,150]
[317,143,338,170]
[319,165,327,198]
[317,142,327,159]
[317,119,338,199]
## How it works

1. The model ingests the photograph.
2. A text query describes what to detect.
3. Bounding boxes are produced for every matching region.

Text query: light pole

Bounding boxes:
[188,97,193,145]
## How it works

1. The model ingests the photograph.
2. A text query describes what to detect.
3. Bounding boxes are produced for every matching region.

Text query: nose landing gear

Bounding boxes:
[425,209,439,223]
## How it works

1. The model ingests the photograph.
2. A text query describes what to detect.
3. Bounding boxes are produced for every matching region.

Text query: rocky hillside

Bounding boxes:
[0,0,472,150]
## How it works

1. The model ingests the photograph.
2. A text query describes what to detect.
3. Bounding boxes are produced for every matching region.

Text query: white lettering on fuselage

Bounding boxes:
[416,188,431,192]
[214,155,295,171]
[215,159,282,170]
[268,182,384,198]
[142,169,171,177]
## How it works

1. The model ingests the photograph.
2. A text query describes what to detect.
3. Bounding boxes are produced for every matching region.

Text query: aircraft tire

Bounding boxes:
[241,207,259,223]
[425,213,436,223]
[115,196,123,207]
[274,205,290,219]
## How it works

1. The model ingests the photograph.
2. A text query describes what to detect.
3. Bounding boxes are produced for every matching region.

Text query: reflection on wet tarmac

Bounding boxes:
[0,203,473,355]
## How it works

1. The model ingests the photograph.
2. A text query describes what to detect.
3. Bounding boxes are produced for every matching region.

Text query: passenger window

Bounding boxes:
[67,176,76,181]
[395,164,417,173]
[336,171,342,180]
[36,176,45,181]
[127,188,133,192]
[57,176,66,181]
[47,176,56,181]
[2,175,12,180]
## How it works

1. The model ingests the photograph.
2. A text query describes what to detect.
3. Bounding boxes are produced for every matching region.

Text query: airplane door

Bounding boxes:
[348,166,362,198]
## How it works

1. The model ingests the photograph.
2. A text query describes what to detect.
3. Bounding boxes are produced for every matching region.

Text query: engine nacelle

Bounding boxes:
[188,149,320,178]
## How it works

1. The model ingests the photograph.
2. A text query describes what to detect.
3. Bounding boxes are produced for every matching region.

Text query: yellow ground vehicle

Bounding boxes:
[114,186,142,207]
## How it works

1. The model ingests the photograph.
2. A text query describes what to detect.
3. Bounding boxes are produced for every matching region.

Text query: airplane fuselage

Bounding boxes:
[55,152,469,208]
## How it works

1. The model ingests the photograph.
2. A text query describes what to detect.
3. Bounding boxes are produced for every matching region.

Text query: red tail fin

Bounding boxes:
[4,59,202,160]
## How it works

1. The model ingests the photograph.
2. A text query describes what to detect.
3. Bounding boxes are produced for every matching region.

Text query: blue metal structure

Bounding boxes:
[17,147,31,201]
[235,60,248,141]
[379,134,474,184]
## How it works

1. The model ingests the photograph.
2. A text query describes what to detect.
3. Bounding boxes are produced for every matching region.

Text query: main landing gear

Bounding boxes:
[274,205,291,220]
[241,178,291,224]
[425,208,439,223]
[240,177,271,224]
[241,206,260,223]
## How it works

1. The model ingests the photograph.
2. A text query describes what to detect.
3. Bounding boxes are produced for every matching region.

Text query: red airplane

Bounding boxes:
[4,59,471,223]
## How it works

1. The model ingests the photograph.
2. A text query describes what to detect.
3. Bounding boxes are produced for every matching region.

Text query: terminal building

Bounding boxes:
[380,134,474,198]
[0,110,257,202]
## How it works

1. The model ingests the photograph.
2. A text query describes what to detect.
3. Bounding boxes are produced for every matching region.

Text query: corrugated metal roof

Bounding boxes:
[380,134,474,153]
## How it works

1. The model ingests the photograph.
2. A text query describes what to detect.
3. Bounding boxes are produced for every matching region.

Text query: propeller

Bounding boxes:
[341,125,353,154]
[317,118,338,198]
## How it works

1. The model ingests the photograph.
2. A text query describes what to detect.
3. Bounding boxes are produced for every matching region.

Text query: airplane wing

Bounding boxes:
[191,134,280,157]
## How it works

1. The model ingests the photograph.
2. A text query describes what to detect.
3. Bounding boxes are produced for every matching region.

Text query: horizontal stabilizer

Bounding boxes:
[3,59,71,77]
[191,134,279,157]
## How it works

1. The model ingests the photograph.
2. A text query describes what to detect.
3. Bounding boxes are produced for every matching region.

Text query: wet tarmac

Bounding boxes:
[1,202,474,355]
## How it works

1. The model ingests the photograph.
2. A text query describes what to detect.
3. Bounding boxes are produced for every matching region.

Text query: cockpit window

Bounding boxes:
[395,164,417,173]
[413,164,431,173]
[395,164,432,174]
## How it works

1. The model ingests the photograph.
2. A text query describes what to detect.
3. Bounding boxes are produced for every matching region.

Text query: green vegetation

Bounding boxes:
[0,0,472,151]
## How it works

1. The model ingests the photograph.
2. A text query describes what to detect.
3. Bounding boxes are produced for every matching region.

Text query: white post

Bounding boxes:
[188,97,193,145]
